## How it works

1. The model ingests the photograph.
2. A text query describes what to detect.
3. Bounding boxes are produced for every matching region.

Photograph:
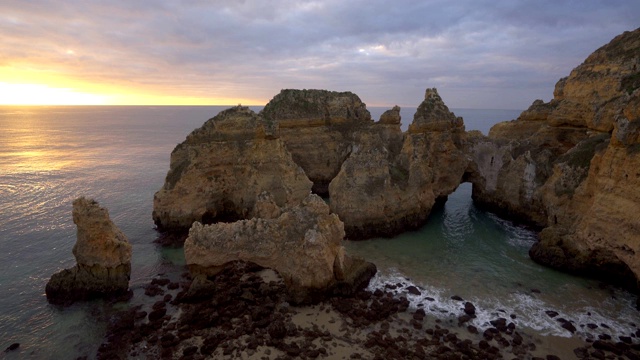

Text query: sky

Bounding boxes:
[0,1,638,108]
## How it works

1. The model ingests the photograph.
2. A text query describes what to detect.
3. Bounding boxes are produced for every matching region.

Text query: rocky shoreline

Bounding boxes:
[39,27,639,360]
[95,261,640,360]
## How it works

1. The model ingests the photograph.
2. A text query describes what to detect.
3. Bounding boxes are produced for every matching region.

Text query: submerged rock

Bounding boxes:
[45,197,131,305]
[5,343,19,352]
[184,192,376,303]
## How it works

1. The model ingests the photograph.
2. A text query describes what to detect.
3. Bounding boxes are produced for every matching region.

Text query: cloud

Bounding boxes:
[0,0,638,108]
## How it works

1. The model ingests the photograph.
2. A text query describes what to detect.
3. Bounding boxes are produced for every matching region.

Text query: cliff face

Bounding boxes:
[46,197,131,305]
[184,193,376,303]
[530,90,640,289]
[471,28,640,289]
[152,106,312,232]
[547,29,640,132]
[261,89,373,195]
[329,89,468,238]
[467,120,588,227]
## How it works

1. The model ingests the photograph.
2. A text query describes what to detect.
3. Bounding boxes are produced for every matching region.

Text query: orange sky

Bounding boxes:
[0,66,260,105]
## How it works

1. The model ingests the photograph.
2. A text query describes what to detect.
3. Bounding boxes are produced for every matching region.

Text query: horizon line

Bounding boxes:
[0,104,525,111]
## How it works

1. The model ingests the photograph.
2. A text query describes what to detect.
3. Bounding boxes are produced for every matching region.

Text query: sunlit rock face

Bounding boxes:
[261,89,373,195]
[152,106,312,232]
[184,193,376,304]
[467,28,640,289]
[329,88,468,239]
[45,197,131,305]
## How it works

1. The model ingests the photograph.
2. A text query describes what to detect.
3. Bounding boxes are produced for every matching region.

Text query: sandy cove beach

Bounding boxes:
[95,262,637,360]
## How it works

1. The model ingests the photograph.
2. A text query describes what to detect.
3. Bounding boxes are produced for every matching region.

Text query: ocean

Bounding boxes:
[0,106,637,358]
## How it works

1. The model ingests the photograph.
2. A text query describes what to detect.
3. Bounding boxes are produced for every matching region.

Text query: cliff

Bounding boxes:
[184,193,376,303]
[470,28,640,290]
[46,197,131,305]
[152,106,312,232]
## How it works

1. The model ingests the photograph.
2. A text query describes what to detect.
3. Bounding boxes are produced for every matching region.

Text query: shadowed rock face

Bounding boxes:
[152,106,312,232]
[409,88,465,133]
[184,193,376,304]
[46,197,131,305]
[261,89,373,195]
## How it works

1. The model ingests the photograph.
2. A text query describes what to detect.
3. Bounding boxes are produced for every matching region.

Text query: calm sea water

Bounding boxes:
[1,106,636,358]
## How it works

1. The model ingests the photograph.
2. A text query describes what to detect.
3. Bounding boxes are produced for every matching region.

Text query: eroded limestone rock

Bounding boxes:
[153,26,640,294]
[184,193,376,303]
[152,106,312,232]
[330,89,468,238]
[46,197,131,305]
[468,27,640,289]
[261,89,373,195]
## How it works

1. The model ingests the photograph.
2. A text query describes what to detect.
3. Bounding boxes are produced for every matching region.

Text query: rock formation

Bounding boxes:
[329,89,468,238]
[46,197,131,305]
[153,27,640,296]
[261,89,373,195]
[184,192,376,303]
[153,106,312,232]
[468,28,640,290]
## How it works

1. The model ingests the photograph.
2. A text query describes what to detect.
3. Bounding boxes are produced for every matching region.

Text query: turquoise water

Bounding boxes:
[2,105,635,358]
[345,183,639,338]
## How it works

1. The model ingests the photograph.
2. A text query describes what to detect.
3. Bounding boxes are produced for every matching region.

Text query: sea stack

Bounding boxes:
[45,197,132,305]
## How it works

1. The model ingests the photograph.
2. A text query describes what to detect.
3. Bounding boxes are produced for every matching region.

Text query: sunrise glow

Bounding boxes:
[0,81,253,106]
[0,83,108,105]
[0,67,255,106]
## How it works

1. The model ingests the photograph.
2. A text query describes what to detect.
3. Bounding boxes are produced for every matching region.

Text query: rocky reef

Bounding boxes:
[46,197,131,305]
[152,106,312,232]
[184,192,376,304]
[470,28,640,290]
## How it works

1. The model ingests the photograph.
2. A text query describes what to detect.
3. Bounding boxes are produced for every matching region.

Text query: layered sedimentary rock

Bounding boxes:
[466,117,589,227]
[46,197,131,304]
[329,89,468,238]
[184,192,376,303]
[469,28,640,289]
[152,106,312,232]
[154,89,468,240]
[530,89,640,289]
[261,89,373,195]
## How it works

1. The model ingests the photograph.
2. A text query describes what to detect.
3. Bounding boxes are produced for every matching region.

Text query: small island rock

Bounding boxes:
[45,197,131,305]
